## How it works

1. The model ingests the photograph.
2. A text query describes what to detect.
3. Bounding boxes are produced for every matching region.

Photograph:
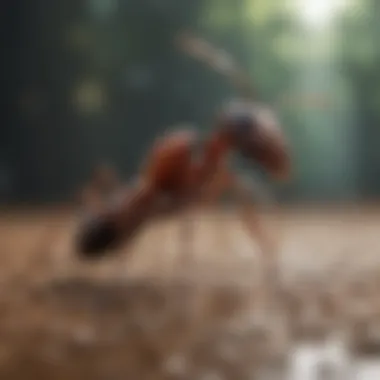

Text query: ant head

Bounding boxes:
[217,100,290,181]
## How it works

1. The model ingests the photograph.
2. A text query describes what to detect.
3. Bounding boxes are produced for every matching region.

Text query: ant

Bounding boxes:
[74,33,291,271]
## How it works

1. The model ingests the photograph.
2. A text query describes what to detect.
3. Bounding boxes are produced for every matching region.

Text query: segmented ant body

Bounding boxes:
[74,34,290,261]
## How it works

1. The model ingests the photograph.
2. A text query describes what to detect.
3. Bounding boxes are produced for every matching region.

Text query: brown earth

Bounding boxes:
[0,206,379,379]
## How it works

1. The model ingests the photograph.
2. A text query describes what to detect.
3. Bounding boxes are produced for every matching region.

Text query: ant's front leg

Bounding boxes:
[226,174,281,296]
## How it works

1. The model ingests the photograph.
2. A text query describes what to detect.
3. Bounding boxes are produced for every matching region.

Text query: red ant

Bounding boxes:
[74,33,291,264]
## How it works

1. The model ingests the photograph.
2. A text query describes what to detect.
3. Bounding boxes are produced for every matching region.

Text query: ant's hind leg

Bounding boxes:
[150,194,197,271]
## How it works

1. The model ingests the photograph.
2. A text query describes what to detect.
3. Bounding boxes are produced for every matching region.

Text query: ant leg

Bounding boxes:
[154,195,196,272]
[177,201,196,271]
[228,174,281,306]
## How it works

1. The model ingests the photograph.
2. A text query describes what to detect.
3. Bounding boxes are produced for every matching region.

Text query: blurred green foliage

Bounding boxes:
[338,0,380,196]
[2,0,380,203]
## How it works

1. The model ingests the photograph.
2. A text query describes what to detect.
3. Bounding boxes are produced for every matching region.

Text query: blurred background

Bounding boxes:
[2,0,379,205]
[2,2,380,379]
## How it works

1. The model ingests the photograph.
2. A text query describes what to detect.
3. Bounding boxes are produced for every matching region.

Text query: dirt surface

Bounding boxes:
[0,207,380,379]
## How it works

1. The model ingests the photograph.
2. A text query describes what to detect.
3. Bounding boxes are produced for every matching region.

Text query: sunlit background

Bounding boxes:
[2,0,379,204]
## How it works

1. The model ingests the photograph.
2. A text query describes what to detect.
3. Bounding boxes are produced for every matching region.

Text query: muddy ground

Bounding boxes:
[0,206,379,379]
